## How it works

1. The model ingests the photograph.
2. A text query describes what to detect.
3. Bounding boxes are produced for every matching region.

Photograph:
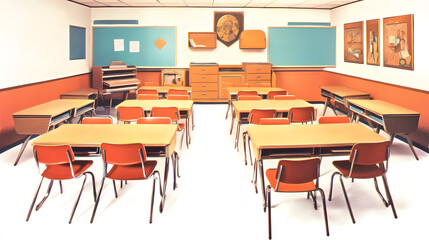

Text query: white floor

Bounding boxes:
[1,103,428,240]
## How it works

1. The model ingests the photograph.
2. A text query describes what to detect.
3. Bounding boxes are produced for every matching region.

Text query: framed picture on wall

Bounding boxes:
[366,19,380,66]
[383,14,414,70]
[344,21,364,64]
[214,11,244,47]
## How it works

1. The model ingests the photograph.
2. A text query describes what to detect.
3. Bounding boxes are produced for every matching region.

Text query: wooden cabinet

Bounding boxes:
[219,66,244,99]
[188,32,217,49]
[189,63,219,101]
[243,62,272,87]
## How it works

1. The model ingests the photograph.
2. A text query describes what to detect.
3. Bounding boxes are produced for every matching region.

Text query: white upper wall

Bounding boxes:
[91,7,330,67]
[329,0,429,91]
[0,0,91,89]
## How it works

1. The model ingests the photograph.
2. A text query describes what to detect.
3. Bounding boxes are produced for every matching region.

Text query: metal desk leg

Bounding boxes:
[14,135,33,166]
[160,148,170,212]
[322,98,330,116]
[230,108,235,135]
[259,160,266,211]
[404,134,419,160]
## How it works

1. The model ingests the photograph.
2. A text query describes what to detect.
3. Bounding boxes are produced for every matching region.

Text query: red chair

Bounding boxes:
[318,116,349,124]
[137,94,159,100]
[274,95,296,100]
[168,89,188,96]
[82,116,113,124]
[266,157,329,238]
[137,89,158,95]
[267,90,287,100]
[167,94,190,100]
[328,141,397,223]
[241,109,277,165]
[289,106,316,124]
[237,90,258,100]
[27,145,96,223]
[90,143,162,223]
[238,95,262,101]
[259,118,290,125]
[116,106,144,124]
[151,107,188,149]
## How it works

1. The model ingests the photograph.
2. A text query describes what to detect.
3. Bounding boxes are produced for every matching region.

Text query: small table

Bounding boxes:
[60,88,98,99]
[320,86,370,116]
[12,99,95,166]
[347,99,420,160]
[32,124,178,209]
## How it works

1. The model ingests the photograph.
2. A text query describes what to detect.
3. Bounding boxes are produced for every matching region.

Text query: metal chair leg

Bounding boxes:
[316,188,330,236]
[149,174,157,224]
[328,172,341,201]
[267,186,272,239]
[373,177,389,207]
[243,131,248,165]
[112,180,118,198]
[339,176,356,223]
[381,174,398,218]
[26,177,44,221]
[90,177,106,223]
[35,180,54,211]
[69,174,88,224]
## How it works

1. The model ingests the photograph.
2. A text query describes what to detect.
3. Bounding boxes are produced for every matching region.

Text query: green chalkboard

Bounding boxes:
[268,27,336,67]
[93,26,176,67]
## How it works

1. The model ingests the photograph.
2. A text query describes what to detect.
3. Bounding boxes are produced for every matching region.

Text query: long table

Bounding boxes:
[247,123,388,208]
[12,99,95,166]
[320,86,370,116]
[31,124,178,209]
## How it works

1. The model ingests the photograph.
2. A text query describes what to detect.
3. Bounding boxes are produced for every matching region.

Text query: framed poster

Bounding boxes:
[214,11,244,47]
[383,14,414,70]
[366,19,380,66]
[344,21,363,64]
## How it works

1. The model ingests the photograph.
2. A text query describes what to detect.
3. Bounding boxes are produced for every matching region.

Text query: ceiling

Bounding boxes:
[69,0,362,10]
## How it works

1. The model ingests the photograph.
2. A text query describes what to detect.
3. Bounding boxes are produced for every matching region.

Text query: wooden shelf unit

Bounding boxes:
[242,62,272,87]
[189,63,219,101]
[188,32,217,49]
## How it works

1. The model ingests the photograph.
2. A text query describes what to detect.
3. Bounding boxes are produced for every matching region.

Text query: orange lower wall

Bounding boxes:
[0,74,91,149]
[275,70,429,149]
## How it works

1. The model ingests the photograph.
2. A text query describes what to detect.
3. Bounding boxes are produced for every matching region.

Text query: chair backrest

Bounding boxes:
[274,95,296,100]
[151,107,180,122]
[238,95,262,101]
[167,94,190,100]
[101,143,146,166]
[318,116,349,124]
[33,145,74,165]
[349,141,390,166]
[137,117,172,124]
[233,83,249,87]
[137,94,159,100]
[237,90,258,100]
[248,109,277,124]
[137,89,158,95]
[275,158,321,186]
[144,82,159,86]
[259,118,290,125]
[117,106,144,122]
[82,116,113,124]
[289,106,315,123]
[168,89,188,95]
[267,90,287,100]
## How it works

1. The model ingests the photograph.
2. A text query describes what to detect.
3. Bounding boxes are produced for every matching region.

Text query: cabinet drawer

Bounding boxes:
[246,73,271,81]
[190,66,219,75]
[244,64,271,73]
[192,82,218,91]
[190,74,218,83]
[248,81,271,87]
[192,91,218,99]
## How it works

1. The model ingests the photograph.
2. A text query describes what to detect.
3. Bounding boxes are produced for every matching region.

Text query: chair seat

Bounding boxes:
[42,160,93,180]
[107,160,157,180]
[266,169,316,192]
[333,160,384,178]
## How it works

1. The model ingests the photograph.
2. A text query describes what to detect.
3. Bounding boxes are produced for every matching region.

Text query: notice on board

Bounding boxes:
[114,39,124,51]
[129,41,140,53]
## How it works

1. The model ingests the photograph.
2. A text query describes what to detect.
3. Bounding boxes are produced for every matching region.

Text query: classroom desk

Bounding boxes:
[231,99,313,149]
[138,86,192,98]
[247,123,388,208]
[347,99,420,160]
[60,88,98,99]
[320,86,370,116]
[31,124,178,209]
[12,99,95,166]
[116,99,194,147]
[225,87,285,119]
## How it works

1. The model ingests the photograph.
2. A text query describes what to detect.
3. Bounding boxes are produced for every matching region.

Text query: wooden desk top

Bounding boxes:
[248,123,387,151]
[320,86,370,98]
[60,88,98,99]
[13,99,95,118]
[233,99,312,113]
[32,124,177,148]
[116,99,194,111]
[227,87,285,95]
[347,99,419,116]
[138,86,192,93]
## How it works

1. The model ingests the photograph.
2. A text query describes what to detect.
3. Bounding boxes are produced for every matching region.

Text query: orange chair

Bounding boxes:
[266,158,329,238]
[116,106,144,124]
[90,143,162,224]
[167,94,190,100]
[259,118,290,125]
[137,89,158,95]
[267,90,287,100]
[237,90,258,100]
[137,94,159,100]
[82,116,113,124]
[241,109,277,164]
[318,116,349,124]
[144,82,159,86]
[274,95,296,100]
[151,106,188,149]
[168,89,188,96]
[328,141,397,223]
[238,95,262,101]
[27,145,96,223]
[289,106,316,124]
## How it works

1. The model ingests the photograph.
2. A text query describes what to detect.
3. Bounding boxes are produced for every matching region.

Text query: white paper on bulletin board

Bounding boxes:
[129,41,140,53]
[114,39,124,51]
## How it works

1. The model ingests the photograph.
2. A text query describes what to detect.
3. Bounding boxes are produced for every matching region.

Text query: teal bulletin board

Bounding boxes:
[268,27,336,67]
[93,26,176,67]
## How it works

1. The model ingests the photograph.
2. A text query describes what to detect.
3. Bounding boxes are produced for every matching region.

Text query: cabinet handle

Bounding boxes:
[202,93,206,95]
[256,68,261,71]
[202,76,206,79]
[202,85,207,87]
[202,68,206,71]
[256,75,261,78]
